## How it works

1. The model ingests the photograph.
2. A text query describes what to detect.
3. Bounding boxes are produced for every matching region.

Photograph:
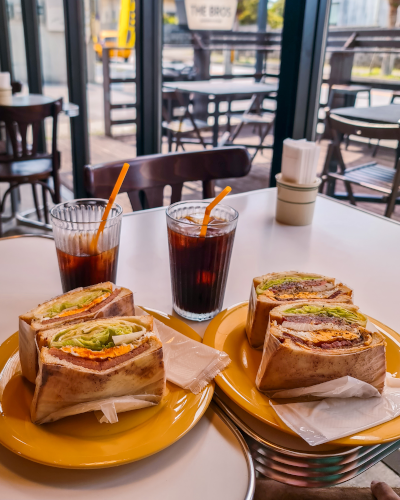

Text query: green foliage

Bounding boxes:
[163,13,178,25]
[268,0,285,29]
[237,0,258,24]
[237,0,285,28]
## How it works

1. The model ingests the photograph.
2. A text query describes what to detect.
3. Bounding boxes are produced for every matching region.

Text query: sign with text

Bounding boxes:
[184,0,238,31]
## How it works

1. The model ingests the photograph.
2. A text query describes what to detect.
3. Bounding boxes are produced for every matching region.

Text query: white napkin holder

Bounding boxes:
[0,72,12,105]
[275,173,321,226]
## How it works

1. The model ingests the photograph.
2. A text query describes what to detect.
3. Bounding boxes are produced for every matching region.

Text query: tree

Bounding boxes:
[268,0,284,29]
[237,0,258,25]
[237,0,285,29]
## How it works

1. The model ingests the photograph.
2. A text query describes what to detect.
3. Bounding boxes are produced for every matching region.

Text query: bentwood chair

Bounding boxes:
[85,147,251,211]
[319,110,400,218]
[0,98,63,235]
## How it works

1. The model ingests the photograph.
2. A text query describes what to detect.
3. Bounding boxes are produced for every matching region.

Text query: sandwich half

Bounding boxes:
[256,302,386,394]
[19,282,134,383]
[31,316,165,424]
[246,271,353,349]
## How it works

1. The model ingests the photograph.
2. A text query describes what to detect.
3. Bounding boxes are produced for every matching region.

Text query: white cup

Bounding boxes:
[275,173,322,226]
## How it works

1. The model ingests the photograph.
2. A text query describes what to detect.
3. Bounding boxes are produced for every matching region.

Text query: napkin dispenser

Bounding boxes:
[0,72,12,105]
[275,139,321,226]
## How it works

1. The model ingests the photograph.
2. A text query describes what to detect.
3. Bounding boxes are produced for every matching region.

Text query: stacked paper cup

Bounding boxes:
[275,138,321,226]
[0,72,12,105]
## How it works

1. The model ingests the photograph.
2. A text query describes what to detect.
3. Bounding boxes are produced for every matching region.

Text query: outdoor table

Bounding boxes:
[1,188,400,497]
[326,104,400,202]
[163,81,278,147]
[0,94,79,117]
[332,104,400,124]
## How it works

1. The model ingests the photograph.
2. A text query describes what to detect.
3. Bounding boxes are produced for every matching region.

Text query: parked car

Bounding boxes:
[93,30,131,61]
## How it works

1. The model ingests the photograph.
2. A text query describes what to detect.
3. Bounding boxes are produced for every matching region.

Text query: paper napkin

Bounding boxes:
[270,374,400,446]
[281,138,320,185]
[136,306,231,394]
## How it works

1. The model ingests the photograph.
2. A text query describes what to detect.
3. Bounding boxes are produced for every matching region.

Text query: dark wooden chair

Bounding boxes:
[0,98,63,235]
[85,147,251,211]
[319,110,400,218]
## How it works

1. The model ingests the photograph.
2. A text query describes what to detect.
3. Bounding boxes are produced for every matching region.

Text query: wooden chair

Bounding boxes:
[0,98,63,235]
[162,89,211,152]
[85,147,251,211]
[319,110,400,218]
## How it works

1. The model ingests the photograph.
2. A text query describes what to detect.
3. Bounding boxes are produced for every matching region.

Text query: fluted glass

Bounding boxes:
[50,199,123,292]
[167,201,238,321]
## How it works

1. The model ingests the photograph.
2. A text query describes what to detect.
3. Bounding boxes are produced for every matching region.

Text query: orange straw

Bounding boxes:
[199,186,232,238]
[91,162,130,253]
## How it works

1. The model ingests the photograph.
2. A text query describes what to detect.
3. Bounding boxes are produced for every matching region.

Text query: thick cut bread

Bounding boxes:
[31,318,164,424]
[19,283,134,383]
[246,271,353,349]
[256,302,386,394]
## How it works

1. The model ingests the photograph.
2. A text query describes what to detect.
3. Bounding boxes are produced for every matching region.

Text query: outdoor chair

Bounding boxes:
[162,89,211,152]
[319,110,400,218]
[318,84,372,146]
[0,98,63,236]
[221,94,275,162]
[371,91,400,157]
[85,147,251,211]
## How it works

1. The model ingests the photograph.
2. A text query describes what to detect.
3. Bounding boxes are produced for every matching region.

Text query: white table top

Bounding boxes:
[163,80,278,97]
[1,188,400,497]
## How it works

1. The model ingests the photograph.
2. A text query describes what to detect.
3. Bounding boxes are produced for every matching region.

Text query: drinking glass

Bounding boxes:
[166,201,238,321]
[50,199,123,292]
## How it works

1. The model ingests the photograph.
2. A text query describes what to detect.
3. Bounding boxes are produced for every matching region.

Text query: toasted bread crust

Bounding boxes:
[19,285,134,383]
[256,319,386,394]
[246,272,353,349]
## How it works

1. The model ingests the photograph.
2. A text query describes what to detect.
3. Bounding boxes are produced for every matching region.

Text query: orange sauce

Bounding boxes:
[61,345,131,359]
[58,293,111,318]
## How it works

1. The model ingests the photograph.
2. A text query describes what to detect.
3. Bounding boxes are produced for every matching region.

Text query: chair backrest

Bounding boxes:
[328,111,400,142]
[0,98,63,162]
[85,147,251,211]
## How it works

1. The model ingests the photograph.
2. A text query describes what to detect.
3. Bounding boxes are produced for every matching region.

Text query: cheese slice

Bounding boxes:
[275,292,320,300]
[280,328,359,344]
[57,293,111,318]
[60,345,131,359]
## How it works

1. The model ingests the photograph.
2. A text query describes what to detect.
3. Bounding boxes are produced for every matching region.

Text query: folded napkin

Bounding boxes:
[270,373,400,446]
[135,306,231,394]
[281,138,320,185]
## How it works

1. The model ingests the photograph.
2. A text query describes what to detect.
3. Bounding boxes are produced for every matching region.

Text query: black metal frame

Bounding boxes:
[135,0,162,156]
[0,0,13,78]
[103,47,136,137]
[20,0,46,152]
[63,0,90,197]
[255,0,268,80]
[270,0,331,187]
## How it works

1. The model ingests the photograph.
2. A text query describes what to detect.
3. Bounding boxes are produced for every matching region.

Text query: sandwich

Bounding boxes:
[19,283,134,383]
[246,272,353,349]
[256,302,386,394]
[31,316,165,424]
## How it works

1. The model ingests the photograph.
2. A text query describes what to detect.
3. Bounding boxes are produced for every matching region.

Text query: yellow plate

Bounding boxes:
[0,308,214,468]
[203,301,400,446]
